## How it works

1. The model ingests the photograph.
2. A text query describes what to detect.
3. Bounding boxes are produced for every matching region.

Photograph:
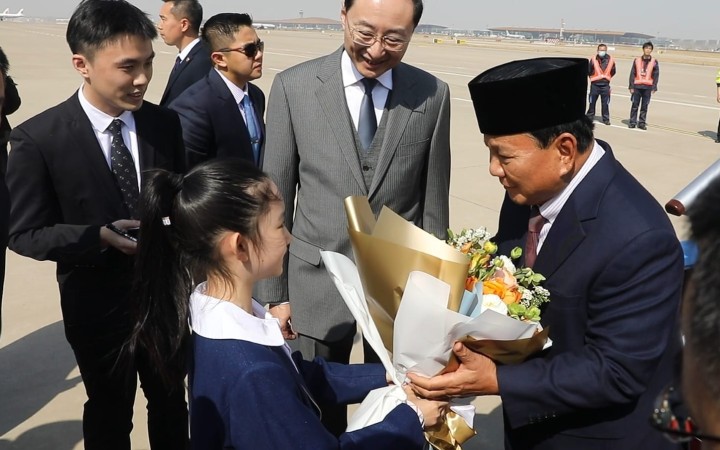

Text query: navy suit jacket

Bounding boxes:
[190,335,425,449]
[169,69,266,170]
[159,40,212,107]
[6,93,185,333]
[494,141,683,450]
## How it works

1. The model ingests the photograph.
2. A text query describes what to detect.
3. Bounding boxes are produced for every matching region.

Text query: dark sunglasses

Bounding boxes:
[217,40,264,58]
[650,385,720,444]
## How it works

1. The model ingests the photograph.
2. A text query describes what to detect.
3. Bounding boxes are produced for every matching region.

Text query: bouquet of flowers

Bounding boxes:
[321,197,552,449]
[447,227,550,323]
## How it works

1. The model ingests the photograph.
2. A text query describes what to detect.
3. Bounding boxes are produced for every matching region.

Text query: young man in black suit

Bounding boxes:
[6,1,188,448]
[158,0,211,106]
[169,13,265,169]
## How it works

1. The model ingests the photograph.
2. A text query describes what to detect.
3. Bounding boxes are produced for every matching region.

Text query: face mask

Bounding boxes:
[598,51,607,57]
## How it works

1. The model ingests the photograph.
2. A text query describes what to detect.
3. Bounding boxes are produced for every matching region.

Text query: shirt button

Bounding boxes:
[362,165,370,171]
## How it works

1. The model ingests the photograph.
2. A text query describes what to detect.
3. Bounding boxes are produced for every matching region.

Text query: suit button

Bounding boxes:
[362,165,370,171]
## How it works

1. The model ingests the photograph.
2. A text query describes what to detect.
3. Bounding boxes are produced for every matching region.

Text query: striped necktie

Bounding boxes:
[524,207,546,268]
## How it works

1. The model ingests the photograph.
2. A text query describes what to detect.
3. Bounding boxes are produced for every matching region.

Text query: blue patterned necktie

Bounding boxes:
[358,78,378,151]
[240,95,262,164]
[107,119,139,218]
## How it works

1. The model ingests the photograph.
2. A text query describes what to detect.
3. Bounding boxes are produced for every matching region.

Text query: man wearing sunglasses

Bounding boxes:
[257,0,450,436]
[169,13,265,169]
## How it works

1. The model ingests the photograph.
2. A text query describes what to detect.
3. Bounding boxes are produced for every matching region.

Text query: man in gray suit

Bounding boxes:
[257,0,450,435]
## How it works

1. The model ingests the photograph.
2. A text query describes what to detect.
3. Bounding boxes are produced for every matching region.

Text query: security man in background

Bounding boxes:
[628,41,659,130]
[586,43,615,125]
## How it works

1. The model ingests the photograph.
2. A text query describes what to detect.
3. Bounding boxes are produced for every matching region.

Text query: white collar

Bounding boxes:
[189,282,285,346]
[539,140,605,223]
[214,68,249,105]
[341,49,393,91]
[77,86,135,133]
[178,37,201,62]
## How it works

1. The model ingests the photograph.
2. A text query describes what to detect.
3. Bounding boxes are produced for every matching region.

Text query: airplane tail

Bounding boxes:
[17,9,22,15]
[2,8,9,14]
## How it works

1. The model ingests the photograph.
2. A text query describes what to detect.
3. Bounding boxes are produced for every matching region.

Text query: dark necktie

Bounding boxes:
[171,55,182,76]
[358,78,378,151]
[524,207,546,268]
[107,119,139,218]
[240,95,262,165]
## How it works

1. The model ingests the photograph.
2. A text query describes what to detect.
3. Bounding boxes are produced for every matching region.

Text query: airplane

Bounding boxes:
[0,8,24,20]
[503,30,527,40]
[253,23,276,30]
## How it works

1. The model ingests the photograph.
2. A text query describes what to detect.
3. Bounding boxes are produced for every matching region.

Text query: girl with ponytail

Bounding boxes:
[128,159,445,449]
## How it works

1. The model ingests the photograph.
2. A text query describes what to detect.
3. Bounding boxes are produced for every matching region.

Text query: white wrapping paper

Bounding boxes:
[321,251,475,432]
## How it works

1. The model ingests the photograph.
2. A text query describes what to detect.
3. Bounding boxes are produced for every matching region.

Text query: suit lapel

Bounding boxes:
[369,64,421,196]
[533,144,617,277]
[209,70,255,160]
[316,48,367,194]
[532,206,586,278]
[65,93,126,213]
[162,41,205,101]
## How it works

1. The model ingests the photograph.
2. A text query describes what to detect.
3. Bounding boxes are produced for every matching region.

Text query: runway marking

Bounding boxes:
[590,120,714,139]
[265,51,314,59]
[425,70,474,78]
[613,93,720,111]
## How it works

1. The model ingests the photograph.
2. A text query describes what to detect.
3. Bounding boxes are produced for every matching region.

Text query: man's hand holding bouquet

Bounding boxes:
[321,197,551,449]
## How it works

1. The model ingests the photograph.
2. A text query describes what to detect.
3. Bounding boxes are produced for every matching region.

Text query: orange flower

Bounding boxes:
[483,278,522,305]
[466,276,478,291]
[460,242,473,254]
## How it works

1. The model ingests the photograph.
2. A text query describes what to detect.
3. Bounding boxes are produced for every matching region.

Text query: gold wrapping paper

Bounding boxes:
[344,196,469,353]
[425,410,478,450]
[343,196,549,450]
[443,328,551,374]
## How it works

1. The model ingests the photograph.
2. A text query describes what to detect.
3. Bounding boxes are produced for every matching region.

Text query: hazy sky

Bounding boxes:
[6,0,720,40]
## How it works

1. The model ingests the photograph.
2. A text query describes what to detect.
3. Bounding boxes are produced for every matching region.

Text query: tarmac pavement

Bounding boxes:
[1,23,718,449]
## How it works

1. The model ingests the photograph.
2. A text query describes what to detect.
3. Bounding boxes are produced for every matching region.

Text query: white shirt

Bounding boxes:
[214,68,252,124]
[341,50,393,131]
[177,37,200,63]
[77,87,141,190]
[190,283,294,360]
[536,141,606,251]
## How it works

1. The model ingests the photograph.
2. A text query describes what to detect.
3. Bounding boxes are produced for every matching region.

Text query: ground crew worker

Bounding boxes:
[628,41,659,130]
[586,43,616,125]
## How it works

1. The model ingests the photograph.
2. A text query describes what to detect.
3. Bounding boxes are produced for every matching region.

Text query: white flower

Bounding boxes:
[480,294,509,316]
[495,255,516,273]
[521,289,534,301]
[534,286,550,297]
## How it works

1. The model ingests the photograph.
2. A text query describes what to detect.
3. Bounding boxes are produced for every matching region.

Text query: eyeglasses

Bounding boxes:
[650,385,720,444]
[217,40,264,58]
[349,27,408,52]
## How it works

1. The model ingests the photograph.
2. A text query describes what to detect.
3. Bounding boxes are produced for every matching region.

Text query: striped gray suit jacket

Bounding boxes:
[257,47,451,342]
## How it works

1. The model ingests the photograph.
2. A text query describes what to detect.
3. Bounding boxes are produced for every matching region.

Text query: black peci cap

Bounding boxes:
[468,57,587,135]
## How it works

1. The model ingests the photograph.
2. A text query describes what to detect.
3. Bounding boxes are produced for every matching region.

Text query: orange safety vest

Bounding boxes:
[589,55,615,82]
[633,57,656,86]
